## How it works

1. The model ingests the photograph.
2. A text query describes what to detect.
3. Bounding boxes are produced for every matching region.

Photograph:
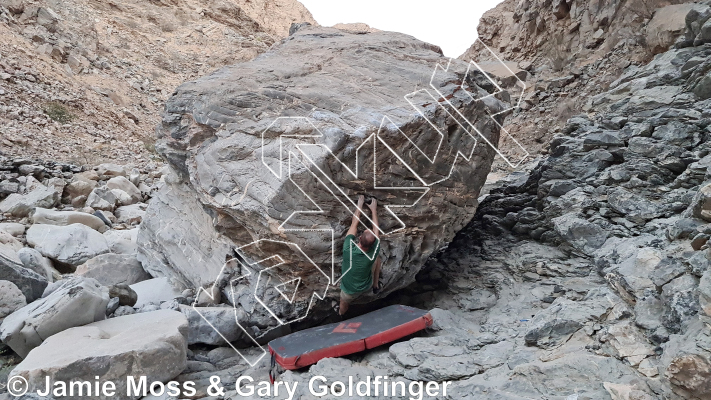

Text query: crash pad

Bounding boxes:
[268,305,433,370]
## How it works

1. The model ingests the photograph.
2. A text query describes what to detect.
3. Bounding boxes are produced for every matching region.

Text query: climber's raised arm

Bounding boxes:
[347,195,365,237]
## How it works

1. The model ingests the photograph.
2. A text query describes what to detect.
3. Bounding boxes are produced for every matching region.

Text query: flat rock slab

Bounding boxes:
[31,207,108,233]
[130,277,183,307]
[10,310,188,400]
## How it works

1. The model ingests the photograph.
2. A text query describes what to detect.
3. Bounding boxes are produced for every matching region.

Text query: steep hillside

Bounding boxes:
[0,0,315,167]
[463,0,699,171]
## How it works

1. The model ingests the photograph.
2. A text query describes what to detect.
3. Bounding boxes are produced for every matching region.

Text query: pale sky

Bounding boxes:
[297,0,505,57]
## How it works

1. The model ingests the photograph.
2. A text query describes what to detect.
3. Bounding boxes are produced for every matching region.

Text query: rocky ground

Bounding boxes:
[3,1,711,400]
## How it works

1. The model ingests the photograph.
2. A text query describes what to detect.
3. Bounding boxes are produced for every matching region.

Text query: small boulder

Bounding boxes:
[582,132,623,150]
[113,305,135,317]
[115,203,147,225]
[601,321,655,366]
[0,244,48,302]
[699,269,711,318]
[36,7,59,27]
[96,163,127,178]
[64,176,97,201]
[106,297,120,315]
[608,187,663,224]
[694,72,711,100]
[103,229,138,254]
[75,253,151,286]
[0,277,109,357]
[106,176,142,204]
[26,223,110,269]
[0,230,22,251]
[179,305,249,345]
[108,283,138,306]
[30,207,108,233]
[111,188,134,207]
[691,183,711,221]
[0,222,26,236]
[0,280,26,323]
[86,187,118,211]
[524,294,616,349]
[552,213,608,254]
[0,183,59,217]
[17,247,57,282]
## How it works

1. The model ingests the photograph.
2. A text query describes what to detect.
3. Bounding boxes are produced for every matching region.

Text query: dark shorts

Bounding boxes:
[340,288,367,304]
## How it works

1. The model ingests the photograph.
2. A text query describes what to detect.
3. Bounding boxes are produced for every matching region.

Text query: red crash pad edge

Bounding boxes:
[269,312,433,370]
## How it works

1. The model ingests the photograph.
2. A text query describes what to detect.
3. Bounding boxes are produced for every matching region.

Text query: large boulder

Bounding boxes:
[9,310,188,400]
[75,253,152,286]
[30,207,108,233]
[0,243,47,303]
[138,26,508,324]
[26,223,110,269]
[0,277,109,357]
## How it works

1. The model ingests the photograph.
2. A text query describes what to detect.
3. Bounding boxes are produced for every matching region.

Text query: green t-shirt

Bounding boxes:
[340,234,380,295]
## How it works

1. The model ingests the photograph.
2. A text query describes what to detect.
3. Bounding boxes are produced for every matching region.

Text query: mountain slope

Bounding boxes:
[0,0,316,166]
[462,0,696,172]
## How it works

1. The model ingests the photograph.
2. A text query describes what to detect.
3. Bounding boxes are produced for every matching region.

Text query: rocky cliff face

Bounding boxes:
[0,0,315,166]
[137,25,508,330]
[461,0,700,172]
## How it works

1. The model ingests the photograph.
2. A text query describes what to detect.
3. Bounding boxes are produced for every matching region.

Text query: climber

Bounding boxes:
[338,194,381,315]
